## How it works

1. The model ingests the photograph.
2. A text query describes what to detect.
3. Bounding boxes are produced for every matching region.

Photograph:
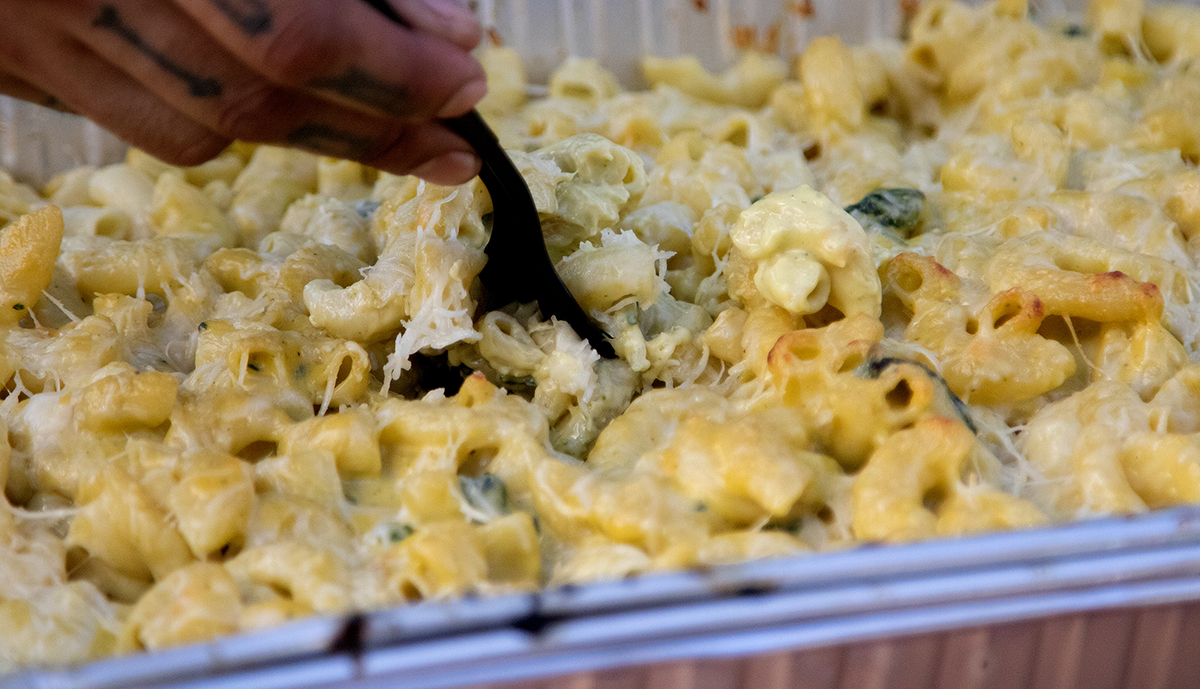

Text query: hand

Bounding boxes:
[0,0,487,185]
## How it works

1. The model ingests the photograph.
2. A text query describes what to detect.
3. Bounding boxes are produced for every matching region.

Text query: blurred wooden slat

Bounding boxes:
[936,626,991,689]
[470,604,1200,689]
[887,633,943,689]
[980,620,1040,689]
[1075,610,1137,689]
[791,643,843,689]
[1124,606,1183,689]
[1166,603,1200,689]
[741,651,793,689]
[1030,615,1087,689]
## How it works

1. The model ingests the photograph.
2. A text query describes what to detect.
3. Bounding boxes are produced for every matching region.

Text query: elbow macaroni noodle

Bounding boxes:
[4,0,1200,669]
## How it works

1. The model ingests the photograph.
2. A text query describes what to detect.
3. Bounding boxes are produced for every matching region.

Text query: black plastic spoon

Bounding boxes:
[361,0,615,358]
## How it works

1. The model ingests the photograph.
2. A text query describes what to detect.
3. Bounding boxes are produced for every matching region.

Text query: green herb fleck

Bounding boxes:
[845,188,926,237]
[387,523,414,543]
[460,473,508,520]
[13,304,23,311]
[247,363,260,372]
[198,322,208,330]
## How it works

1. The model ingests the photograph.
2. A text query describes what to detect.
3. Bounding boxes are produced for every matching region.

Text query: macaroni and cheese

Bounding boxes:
[3,0,1200,670]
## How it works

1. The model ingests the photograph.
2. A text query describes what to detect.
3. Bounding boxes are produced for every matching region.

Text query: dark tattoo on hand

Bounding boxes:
[309,67,412,114]
[93,6,223,98]
[287,124,373,159]
[43,95,76,115]
[206,0,273,35]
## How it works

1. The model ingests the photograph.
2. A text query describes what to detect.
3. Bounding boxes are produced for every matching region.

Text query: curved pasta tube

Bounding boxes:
[308,339,373,409]
[799,36,866,133]
[59,235,211,299]
[75,363,179,433]
[255,449,343,505]
[0,205,63,325]
[477,47,528,117]
[476,311,545,379]
[696,531,809,566]
[589,387,731,474]
[535,134,648,258]
[477,512,541,588]
[277,193,375,262]
[557,234,664,313]
[168,452,254,558]
[304,268,409,342]
[375,374,551,481]
[193,319,370,410]
[194,320,303,386]
[0,578,120,669]
[1022,381,1153,515]
[61,206,132,240]
[150,172,238,247]
[164,388,292,457]
[642,52,786,108]
[243,493,354,555]
[307,182,488,345]
[657,409,830,526]
[887,253,1076,405]
[549,358,636,457]
[1143,4,1200,62]
[619,202,694,258]
[1042,191,1191,270]
[1087,0,1145,55]
[598,92,667,152]
[985,232,1197,347]
[1120,432,1200,508]
[276,244,368,301]
[229,146,318,246]
[227,541,352,613]
[87,164,155,221]
[378,521,488,600]
[531,455,711,556]
[9,314,123,392]
[853,417,1045,542]
[507,150,569,214]
[731,185,881,318]
[549,58,621,103]
[118,563,241,652]
[0,172,45,229]
[1094,318,1188,400]
[45,166,96,207]
[278,408,381,478]
[701,306,748,364]
[68,468,195,582]
[642,138,757,218]
[551,543,651,585]
[316,158,374,202]
[753,250,831,315]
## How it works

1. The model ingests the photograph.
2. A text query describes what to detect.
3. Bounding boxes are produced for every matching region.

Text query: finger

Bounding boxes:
[1,32,229,166]
[379,0,482,52]
[0,72,76,114]
[363,122,481,184]
[70,0,478,175]
[172,0,487,121]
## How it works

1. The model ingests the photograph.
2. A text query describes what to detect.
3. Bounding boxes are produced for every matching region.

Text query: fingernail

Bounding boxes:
[424,0,477,25]
[412,151,481,185]
[437,79,488,118]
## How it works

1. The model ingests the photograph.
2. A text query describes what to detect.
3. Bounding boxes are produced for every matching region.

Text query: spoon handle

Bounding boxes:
[357,0,615,357]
